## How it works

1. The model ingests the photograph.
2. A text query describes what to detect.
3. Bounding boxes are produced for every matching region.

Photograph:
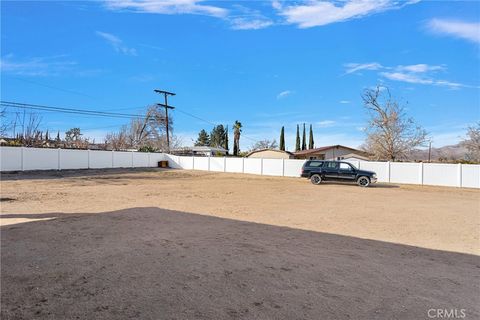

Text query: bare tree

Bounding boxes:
[250,139,278,151]
[462,122,480,162]
[0,108,9,137]
[361,86,428,161]
[104,105,178,151]
[65,127,89,148]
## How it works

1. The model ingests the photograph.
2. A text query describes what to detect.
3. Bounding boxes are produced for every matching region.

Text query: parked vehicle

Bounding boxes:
[301,160,377,187]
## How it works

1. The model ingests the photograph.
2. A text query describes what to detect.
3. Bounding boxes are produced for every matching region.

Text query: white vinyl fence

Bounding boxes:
[0,147,166,171]
[163,154,479,189]
[1,147,479,188]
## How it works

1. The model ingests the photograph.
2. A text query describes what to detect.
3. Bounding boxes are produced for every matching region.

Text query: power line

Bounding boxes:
[0,101,162,120]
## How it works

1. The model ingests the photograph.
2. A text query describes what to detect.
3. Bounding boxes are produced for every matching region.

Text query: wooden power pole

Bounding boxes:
[154,89,175,152]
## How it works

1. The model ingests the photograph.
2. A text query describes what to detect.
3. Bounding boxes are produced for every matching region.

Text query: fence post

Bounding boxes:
[20,147,24,171]
[112,150,114,168]
[457,163,462,187]
[261,158,264,175]
[192,156,195,170]
[208,155,211,171]
[147,152,151,167]
[242,157,245,174]
[224,157,226,172]
[57,148,61,170]
[282,158,285,177]
[386,161,391,183]
[88,149,90,169]
[419,162,423,185]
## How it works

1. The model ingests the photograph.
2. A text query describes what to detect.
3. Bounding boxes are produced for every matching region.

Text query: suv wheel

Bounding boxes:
[357,176,370,187]
[310,174,322,185]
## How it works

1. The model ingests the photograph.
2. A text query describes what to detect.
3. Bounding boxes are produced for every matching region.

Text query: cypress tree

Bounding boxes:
[279,126,285,151]
[224,125,229,154]
[301,123,307,150]
[295,125,300,152]
[308,124,314,149]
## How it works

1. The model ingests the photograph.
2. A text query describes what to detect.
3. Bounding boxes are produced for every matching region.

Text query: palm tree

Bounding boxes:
[233,120,242,156]
[279,126,285,151]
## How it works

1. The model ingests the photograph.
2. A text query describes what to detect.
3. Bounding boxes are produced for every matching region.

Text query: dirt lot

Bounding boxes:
[1,169,479,319]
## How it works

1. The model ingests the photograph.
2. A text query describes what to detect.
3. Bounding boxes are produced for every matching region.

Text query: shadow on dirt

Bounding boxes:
[1,208,479,320]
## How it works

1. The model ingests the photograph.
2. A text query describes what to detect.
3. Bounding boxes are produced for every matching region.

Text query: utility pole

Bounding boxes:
[428,141,432,163]
[154,89,175,152]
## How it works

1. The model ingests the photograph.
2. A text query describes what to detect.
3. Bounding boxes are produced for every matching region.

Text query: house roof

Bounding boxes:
[191,146,227,153]
[293,145,368,156]
[246,149,293,157]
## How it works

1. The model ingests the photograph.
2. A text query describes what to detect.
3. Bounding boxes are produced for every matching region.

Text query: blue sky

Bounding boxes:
[1,0,479,151]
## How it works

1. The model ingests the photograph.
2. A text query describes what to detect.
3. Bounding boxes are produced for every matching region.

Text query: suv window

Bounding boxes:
[308,161,324,167]
[339,163,353,171]
[325,162,339,169]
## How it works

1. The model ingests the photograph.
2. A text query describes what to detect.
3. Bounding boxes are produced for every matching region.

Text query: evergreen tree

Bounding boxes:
[56,131,61,143]
[195,129,210,146]
[279,126,285,151]
[308,124,314,149]
[45,130,49,141]
[295,124,300,152]
[224,125,229,154]
[301,123,307,150]
[210,125,226,147]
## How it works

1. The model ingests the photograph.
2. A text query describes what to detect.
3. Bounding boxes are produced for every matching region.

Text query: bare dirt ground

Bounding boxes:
[1,169,479,319]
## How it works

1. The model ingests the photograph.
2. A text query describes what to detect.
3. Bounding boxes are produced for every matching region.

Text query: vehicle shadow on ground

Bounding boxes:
[318,181,399,188]
[1,208,478,320]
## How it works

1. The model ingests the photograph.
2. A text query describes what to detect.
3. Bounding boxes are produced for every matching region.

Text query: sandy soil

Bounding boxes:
[1,169,479,319]
[1,169,479,254]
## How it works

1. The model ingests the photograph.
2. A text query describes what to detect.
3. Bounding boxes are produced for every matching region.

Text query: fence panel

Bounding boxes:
[358,161,389,182]
[461,164,480,188]
[60,149,89,169]
[89,150,113,169]
[133,152,150,167]
[113,151,133,168]
[194,157,209,171]
[210,157,225,172]
[0,147,22,171]
[389,162,420,184]
[23,148,58,170]
[244,158,262,175]
[423,163,458,187]
[164,154,181,169]
[225,157,243,173]
[284,159,306,177]
[178,156,194,169]
[149,153,166,167]
[262,159,283,176]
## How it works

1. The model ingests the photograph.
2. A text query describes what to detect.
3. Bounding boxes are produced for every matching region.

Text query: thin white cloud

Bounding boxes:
[339,100,351,104]
[317,120,336,128]
[395,64,445,73]
[104,0,228,18]
[0,55,77,76]
[275,0,419,28]
[427,19,480,44]
[230,17,273,30]
[96,31,137,56]
[381,72,467,89]
[345,62,477,89]
[344,62,382,74]
[229,4,273,30]
[277,90,293,99]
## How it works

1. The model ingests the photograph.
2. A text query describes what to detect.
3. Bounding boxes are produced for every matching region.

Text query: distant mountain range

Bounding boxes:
[408,143,467,162]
